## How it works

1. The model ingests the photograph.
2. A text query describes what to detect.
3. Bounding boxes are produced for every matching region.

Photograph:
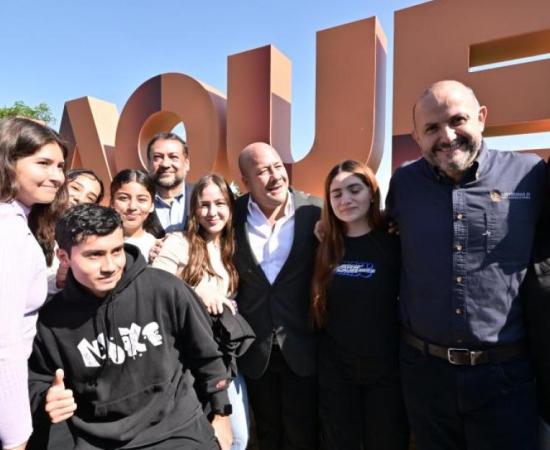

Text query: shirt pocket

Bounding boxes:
[485,209,505,254]
[485,200,534,263]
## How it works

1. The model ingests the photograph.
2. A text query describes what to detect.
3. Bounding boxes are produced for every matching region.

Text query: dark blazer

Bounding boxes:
[153,182,194,236]
[234,189,322,379]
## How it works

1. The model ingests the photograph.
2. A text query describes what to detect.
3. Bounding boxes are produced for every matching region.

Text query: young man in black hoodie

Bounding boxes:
[28,203,233,450]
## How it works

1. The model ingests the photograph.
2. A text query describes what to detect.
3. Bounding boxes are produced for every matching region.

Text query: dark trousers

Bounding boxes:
[132,415,219,449]
[318,340,409,450]
[28,414,217,450]
[245,346,318,450]
[400,341,538,450]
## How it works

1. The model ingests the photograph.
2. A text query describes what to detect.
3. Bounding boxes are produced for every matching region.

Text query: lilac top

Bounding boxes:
[0,201,47,448]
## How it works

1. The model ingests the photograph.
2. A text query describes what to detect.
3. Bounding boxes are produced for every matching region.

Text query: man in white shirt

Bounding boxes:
[233,142,321,450]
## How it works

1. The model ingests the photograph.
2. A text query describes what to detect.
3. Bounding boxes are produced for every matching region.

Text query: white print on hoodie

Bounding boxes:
[77,321,164,367]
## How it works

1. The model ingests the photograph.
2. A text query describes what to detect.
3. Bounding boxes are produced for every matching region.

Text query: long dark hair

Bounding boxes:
[183,173,238,294]
[0,117,68,265]
[110,169,164,238]
[310,160,383,328]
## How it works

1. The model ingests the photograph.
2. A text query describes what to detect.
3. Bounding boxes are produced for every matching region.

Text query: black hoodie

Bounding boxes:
[28,245,230,449]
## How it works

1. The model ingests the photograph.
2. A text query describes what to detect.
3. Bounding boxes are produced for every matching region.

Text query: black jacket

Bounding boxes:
[29,245,230,449]
[523,162,550,424]
[233,190,322,379]
[211,308,256,377]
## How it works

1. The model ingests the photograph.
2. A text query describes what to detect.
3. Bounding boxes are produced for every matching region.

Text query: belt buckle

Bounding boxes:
[447,347,471,365]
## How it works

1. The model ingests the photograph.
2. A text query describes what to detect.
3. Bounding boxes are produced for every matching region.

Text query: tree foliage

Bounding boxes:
[0,101,55,124]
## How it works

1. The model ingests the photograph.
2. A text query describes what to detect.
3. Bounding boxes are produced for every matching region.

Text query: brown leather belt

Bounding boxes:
[401,330,527,366]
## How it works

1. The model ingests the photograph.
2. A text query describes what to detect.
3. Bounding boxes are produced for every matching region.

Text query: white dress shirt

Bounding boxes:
[246,193,295,284]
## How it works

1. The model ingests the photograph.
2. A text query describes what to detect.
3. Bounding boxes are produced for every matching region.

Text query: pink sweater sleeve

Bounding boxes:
[0,205,47,448]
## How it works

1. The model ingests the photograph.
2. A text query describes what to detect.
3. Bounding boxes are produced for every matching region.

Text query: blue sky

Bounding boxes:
[1,0,548,197]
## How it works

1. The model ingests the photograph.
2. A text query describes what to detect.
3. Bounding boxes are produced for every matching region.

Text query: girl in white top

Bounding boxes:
[153,173,250,450]
[110,170,162,261]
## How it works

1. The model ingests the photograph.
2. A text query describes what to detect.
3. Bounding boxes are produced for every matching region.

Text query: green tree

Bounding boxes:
[0,101,55,124]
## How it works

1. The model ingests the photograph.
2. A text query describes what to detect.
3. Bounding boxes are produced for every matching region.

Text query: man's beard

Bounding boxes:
[153,171,183,189]
[429,135,480,175]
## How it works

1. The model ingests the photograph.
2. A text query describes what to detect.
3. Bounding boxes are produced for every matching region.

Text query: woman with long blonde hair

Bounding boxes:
[153,173,250,450]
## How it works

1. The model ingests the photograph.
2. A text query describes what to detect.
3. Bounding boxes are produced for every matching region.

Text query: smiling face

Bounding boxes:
[110,181,154,237]
[413,81,487,181]
[14,142,65,207]
[67,174,102,206]
[148,138,189,190]
[196,181,231,240]
[241,143,289,217]
[58,227,125,298]
[329,171,372,230]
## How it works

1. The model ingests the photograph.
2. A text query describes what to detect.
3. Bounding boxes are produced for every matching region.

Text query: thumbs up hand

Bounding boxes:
[45,369,77,423]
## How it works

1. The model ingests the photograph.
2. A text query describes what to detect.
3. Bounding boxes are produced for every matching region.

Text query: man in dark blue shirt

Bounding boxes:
[387,80,546,450]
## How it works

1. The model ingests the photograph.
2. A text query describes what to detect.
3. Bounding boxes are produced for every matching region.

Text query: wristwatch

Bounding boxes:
[212,404,233,417]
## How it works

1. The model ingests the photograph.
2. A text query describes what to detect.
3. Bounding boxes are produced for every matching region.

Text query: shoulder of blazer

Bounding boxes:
[235,193,250,226]
[182,182,195,227]
[291,188,323,212]
[185,182,195,197]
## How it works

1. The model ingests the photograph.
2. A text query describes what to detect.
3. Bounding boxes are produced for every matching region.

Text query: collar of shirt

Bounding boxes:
[473,140,490,175]
[247,191,295,236]
[10,199,30,218]
[154,184,185,208]
[154,183,188,232]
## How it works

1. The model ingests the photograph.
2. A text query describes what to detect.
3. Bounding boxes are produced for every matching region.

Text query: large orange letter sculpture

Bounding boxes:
[115,74,228,180]
[58,0,550,196]
[226,18,387,195]
[59,18,385,197]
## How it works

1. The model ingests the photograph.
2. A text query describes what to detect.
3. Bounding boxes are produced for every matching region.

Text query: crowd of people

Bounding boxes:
[0,79,549,450]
